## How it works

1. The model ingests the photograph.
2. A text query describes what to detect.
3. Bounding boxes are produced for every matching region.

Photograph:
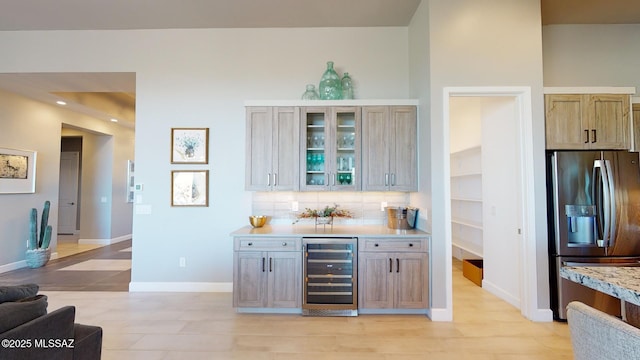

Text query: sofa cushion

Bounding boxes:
[0,283,39,303]
[0,294,48,334]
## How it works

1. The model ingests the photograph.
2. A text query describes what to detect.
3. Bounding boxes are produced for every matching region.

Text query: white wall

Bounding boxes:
[0,90,134,271]
[0,27,411,288]
[420,0,548,319]
[449,97,482,152]
[543,24,640,91]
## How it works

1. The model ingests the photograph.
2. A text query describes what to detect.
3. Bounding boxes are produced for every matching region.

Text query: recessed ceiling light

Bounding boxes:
[56,100,67,105]
[110,118,119,123]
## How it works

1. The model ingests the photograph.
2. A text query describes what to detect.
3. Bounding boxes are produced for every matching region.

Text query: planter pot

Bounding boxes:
[25,248,51,269]
[315,216,333,230]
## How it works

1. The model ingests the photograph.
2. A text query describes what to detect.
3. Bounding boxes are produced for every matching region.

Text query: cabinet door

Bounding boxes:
[301,107,330,191]
[361,106,390,191]
[389,106,417,191]
[587,94,630,150]
[233,251,267,307]
[634,104,640,151]
[394,253,428,309]
[245,107,274,190]
[267,251,302,308]
[358,252,394,309]
[272,107,300,191]
[545,94,587,150]
[331,107,361,191]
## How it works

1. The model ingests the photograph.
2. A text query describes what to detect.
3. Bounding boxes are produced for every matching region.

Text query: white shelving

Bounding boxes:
[450,146,483,259]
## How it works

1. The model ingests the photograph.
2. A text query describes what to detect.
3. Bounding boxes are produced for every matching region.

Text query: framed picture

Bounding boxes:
[126,160,135,203]
[171,170,209,207]
[0,148,37,194]
[171,128,209,164]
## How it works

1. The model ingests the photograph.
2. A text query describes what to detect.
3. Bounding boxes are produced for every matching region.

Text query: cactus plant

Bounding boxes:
[28,201,52,250]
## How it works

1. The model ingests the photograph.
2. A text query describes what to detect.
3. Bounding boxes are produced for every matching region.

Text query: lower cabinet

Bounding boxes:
[358,238,429,310]
[233,238,302,308]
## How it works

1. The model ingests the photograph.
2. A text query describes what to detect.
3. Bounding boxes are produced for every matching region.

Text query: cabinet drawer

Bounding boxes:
[359,238,428,252]
[234,237,301,251]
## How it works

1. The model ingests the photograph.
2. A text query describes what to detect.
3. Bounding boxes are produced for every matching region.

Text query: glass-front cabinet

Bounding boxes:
[301,106,361,191]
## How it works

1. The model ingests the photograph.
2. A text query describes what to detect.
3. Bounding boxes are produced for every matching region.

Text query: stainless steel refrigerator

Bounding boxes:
[547,150,640,320]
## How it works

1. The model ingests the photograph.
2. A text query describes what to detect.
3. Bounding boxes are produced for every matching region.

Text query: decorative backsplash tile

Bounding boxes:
[252,192,411,225]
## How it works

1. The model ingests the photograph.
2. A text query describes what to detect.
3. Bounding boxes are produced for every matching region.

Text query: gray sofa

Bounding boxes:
[0,284,102,360]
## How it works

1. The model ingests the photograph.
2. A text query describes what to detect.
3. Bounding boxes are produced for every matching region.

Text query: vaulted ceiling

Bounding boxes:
[0,0,637,128]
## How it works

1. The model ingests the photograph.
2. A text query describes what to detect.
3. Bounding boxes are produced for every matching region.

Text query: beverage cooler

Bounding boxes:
[302,238,357,316]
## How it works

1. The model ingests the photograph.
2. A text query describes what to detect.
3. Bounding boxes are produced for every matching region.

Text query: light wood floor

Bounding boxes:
[41,259,573,360]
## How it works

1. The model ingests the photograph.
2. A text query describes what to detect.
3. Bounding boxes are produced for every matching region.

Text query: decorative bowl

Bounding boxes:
[249,215,267,228]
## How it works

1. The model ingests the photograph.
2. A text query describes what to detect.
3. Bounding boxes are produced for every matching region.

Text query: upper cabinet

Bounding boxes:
[545,93,631,150]
[362,106,418,191]
[245,101,418,192]
[300,106,361,191]
[245,107,300,191]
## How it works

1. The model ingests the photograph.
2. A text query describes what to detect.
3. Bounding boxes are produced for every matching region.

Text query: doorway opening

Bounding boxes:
[444,87,540,321]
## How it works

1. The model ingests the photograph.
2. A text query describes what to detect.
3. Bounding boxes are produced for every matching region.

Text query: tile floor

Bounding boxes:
[0,242,574,359]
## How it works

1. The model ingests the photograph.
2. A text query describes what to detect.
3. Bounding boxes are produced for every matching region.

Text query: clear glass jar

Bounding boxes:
[319,61,342,100]
[341,72,354,99]
[301,84,320,100]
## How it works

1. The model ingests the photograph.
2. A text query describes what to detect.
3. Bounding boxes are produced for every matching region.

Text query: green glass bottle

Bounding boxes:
[341,72,354,99]
[319,61,342,100]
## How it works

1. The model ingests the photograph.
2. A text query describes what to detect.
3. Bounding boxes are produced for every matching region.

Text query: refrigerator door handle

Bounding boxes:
[604,159,617,249]
[593,159,611,248]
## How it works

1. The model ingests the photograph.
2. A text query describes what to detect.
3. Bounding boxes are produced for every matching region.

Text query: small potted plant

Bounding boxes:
[295,203,353,228]
[25,200,52,268]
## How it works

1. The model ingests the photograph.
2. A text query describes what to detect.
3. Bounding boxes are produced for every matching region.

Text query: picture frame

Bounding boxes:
[126,160,135,203]
[171,170,209,207]
[0,147,37,194]
[171,128,209,164]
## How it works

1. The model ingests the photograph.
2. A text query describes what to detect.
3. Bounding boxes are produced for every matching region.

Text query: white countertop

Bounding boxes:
[230,224,430,238]
[560,266,640,306]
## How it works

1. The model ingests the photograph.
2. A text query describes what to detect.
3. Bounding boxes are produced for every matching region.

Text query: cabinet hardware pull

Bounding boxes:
[262,257,265,272]
[385,173,389,186]
[396,258,400,273]
[391,173,396,186]
[332,173,336,186]
[584,129,589,144]
[282,242,287,246]
[273,173,277,186]
[326,174,330,187]
[269,257,273,272]
[248,242,253,246]
[389,258,393,273]
[374,243,379,247]
[267,173,271,186]
[409,243,413,247]
[592,129,597,143]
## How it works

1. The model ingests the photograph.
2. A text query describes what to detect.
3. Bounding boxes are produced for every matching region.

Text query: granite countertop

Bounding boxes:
[560,266,640,306]
[230,224,430,238]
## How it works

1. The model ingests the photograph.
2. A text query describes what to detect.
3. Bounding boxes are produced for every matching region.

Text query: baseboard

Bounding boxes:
[529,308,554,322]
[429,307,453,321]
[0,260,27,274]
[129,282,233,292]
[79,233,132,245]
[482,279,520,309]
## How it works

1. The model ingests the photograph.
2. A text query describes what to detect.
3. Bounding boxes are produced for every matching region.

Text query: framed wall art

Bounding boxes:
[171,170,209,207]
[126,160,135,203]
[0,148,37,194]
[171,128,209,164]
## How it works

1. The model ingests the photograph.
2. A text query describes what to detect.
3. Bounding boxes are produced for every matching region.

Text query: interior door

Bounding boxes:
[58,151,79,234]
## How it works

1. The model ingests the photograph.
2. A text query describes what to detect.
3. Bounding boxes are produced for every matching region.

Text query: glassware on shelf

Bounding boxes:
[341,72,354,99]
[301,84,320,100]
[319,61,342,100]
